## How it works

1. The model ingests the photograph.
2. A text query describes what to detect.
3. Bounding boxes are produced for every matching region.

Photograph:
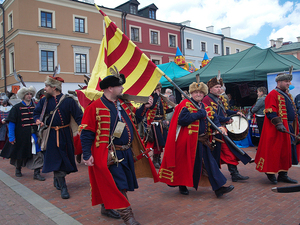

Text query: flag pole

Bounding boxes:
[162,73,245,155]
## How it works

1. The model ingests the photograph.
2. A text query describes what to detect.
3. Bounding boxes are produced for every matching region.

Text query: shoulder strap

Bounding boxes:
[46,95,66,128]
[49,95,66,115]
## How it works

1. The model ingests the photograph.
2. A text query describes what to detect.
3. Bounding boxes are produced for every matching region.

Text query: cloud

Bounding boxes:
[95,0,300,46]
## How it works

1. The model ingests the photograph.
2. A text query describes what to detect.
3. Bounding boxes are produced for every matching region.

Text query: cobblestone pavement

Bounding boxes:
[1,147,300,225]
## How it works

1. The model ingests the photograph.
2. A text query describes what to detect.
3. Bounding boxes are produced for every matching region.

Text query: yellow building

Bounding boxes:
[0,0,122,93]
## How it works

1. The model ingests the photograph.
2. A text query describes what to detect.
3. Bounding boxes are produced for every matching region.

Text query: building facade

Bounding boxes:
[182,25,223,69]
[270,37,300,60]
[0,0,255,94]
[0,0,122,93]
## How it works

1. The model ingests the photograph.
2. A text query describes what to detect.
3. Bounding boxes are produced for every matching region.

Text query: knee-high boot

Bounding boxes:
[227,164,249,182]
[152,154,160,169]
[56,176,70,199]
[33,168,45,181]
[15,167,22,177]
[117,190,140,225]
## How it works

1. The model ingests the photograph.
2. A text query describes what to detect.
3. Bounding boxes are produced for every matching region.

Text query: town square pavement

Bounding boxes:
[0,146,300,225]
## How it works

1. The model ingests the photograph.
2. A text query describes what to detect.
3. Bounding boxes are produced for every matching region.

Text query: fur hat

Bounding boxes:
[207,77,223,89]
[189,82,208,95]
[17,86,36,100]
[0,93,8,101]
[155,82,162,90]
[275,72,292,82]
[99,66,126,90]
[36,88,46,100]
[99,74,126,90]
[44,76,64,91]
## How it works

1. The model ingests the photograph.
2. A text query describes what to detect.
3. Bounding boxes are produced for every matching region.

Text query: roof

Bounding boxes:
[271,42,300,53]
[157,62,190,87]
[173,46,300,87]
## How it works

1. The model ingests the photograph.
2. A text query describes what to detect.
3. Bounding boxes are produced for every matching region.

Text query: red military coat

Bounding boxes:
[255,89,300,173]
[80,98,158,209]
[158,99,214,187]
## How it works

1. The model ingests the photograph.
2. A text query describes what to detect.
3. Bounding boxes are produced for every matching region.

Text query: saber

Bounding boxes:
[272,185,300,193]
[162,73,245,155]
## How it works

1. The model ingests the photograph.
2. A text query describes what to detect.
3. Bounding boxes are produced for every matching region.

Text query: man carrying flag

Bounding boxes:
[78,6,162,225]
[80,67,157,225]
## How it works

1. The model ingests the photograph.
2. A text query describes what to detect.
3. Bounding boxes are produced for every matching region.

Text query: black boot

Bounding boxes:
[215,185,234,198]
[101,204,121,219]
[53,177,61,190]
[277,172,298,184]
[33,169,45,181]
[117,206,141,225]
[57,176,70,199]
[227,164,249,182]
[152,154,160,169]
[158,153,162,166]
[179,186,189,195]
[266,173,277,184]
[76,154,82,164]
[15,167,22,177]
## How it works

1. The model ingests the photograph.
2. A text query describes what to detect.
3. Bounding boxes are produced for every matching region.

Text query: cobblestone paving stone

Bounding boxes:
[1,147,300,225]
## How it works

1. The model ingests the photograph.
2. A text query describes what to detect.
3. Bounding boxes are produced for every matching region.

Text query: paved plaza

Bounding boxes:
[0,147,300,225]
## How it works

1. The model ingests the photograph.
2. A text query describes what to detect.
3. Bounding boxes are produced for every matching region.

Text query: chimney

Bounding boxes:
[181,20,191,27]
[82,0,94,3]
[270,39,275,47]
[221,27,231,37]
[206,26,214,33]
[275,38,283,48]
[297,37,300,42]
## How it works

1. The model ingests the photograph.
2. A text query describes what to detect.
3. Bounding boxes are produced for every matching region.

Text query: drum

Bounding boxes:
[225,114,249,141]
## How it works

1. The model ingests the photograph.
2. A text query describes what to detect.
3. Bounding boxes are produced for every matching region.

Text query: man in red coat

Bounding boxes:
[80,67,158,225]
[159,81,234,198]
[255,71,299,184]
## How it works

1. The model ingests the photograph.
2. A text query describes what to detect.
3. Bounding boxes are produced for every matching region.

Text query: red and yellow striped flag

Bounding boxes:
[77,6,164,108]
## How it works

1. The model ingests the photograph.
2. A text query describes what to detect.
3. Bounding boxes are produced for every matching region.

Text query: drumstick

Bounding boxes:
[239,116,241,130]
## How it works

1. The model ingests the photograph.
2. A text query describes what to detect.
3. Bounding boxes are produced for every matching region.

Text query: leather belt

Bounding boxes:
[114,144,132,151]
[51,124,70,147]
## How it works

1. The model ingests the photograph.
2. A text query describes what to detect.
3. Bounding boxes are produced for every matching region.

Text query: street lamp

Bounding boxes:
[0,2,6,93]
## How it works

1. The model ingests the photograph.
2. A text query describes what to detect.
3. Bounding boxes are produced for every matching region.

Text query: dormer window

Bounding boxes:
[149,9,155,19]
[130,5,137,14]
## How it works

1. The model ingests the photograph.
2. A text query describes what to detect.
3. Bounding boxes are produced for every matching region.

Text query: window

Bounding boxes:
[226,47,230,55]
[72,45,90,75]
[73,15,88,33]
[130,5,137,14]
[187,39,192,49]
[41,11,52,28]
[149,10,155,19]
[150,54,162,65]
[236,49,240,53]
[8,46,14,74]
[168,34,177,47]
[75,17,85,33]
[75,54,86,73]
[214,44,219,54]
[0,22,3,38]
[201,42,206,52]
[150,30,159,45]
[152,60,160,65]
[8,12,13,31]
[41,51,54,72]
[1,54,4,78]
[39,9,55,28]
[38,42,59,73]
[130,26,141,42]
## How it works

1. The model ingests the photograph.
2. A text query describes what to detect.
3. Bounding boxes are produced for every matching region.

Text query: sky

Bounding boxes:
[94,0,300,48]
